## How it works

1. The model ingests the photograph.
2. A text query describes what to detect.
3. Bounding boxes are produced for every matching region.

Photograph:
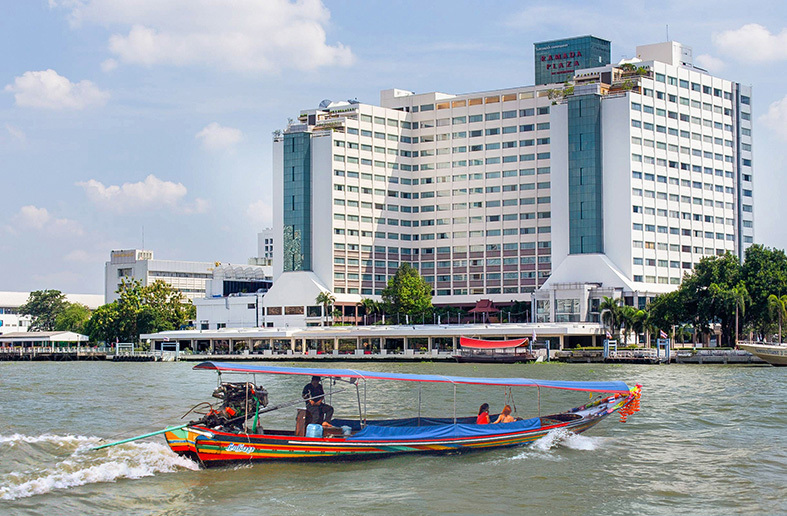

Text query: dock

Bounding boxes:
[0,346,108,361]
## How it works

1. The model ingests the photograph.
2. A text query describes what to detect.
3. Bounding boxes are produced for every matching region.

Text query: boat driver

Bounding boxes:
[302,376,334,427]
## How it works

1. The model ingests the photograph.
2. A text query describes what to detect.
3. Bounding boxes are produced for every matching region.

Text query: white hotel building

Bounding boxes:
[264,36,754,327]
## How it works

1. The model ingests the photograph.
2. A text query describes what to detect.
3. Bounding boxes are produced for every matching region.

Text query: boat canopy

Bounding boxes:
[459,337,528,349]
[193,361,632,394]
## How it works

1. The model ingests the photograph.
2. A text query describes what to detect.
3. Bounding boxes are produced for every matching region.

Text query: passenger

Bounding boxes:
[476,403,491,424]
[493,405,516,424]
[302,376,335,427]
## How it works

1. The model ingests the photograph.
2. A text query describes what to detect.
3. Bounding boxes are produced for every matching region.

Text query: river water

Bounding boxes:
[0,361,784,515]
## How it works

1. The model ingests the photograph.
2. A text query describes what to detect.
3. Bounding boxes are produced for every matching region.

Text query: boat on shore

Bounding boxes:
[94,362,641,467]
[738,342,787,366]
[453,336,537,363]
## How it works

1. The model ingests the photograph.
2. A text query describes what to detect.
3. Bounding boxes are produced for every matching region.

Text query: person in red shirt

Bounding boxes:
[476,403,490,424]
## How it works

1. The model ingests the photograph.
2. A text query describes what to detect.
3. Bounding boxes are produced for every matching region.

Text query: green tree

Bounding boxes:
[85,279,195,344]
[315,291,335,327]
[742,245,787,334]
[54,303,91,334]
[767,294,787,343]
[630,309,649,346]
[381,263,433,318]
[618,305,638,345]
[83,302,122,344]
[19,290,68,331]
[680,252,742,345]
[358,298,381,324]
[599,296,622,338]
[647,290,686,339]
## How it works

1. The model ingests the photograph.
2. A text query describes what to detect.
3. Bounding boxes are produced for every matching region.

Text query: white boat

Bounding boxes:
[738,342,787,366]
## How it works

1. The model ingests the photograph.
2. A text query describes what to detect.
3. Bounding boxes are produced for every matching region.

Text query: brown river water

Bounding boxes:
[0,361,784,515]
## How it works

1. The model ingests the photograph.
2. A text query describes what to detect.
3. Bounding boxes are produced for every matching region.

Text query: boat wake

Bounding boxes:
[0,433,198,501]
[498,429,605,463]
[533,428,605,452]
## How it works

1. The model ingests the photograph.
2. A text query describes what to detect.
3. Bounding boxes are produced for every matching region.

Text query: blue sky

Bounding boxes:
[2,0,787,295]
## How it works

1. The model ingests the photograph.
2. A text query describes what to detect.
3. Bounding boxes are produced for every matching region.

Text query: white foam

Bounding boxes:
[532,428,603,452]
[0,438,198,500]
[0,433,98,447]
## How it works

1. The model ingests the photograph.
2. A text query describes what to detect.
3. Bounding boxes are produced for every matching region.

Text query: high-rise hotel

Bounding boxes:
[264,36,754,327]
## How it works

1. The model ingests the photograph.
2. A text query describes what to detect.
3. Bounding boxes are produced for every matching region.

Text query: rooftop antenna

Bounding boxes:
[142,225,145,249]
[666,24,669,41]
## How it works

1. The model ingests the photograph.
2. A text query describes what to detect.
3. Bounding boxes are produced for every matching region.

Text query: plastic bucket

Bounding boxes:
[306,424,323,438]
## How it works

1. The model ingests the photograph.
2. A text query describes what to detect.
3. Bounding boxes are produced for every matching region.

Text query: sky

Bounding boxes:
[2,0,787,295]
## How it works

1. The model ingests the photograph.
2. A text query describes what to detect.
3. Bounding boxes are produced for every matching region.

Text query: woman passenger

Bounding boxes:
[493,405,515,424]
[476,403,490,424]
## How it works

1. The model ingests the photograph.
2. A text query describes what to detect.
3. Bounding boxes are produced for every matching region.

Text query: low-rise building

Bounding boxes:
[193,264,273,330]
[104,249,214,303]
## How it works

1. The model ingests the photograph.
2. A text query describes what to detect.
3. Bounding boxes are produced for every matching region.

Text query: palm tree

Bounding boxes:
[767,294,787,343]
[631,309,648,347]
[315,291,335,327]
[358,298,380,325]
[732,283,750,346]
[618,305,638,345]
[599,296,622,339]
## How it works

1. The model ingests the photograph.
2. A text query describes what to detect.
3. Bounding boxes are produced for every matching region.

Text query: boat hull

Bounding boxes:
[453,353,536,364]
[739,343,787,366]
[165,393,636,467]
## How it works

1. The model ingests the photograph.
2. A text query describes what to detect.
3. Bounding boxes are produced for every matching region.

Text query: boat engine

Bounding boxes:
[191,382,268,430]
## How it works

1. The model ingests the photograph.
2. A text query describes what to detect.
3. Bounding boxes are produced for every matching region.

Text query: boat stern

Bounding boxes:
[165,426,202,460]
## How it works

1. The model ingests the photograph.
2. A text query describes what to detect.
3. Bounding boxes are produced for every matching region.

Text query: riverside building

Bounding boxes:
[266,36,754,327]
[104,249,214,303]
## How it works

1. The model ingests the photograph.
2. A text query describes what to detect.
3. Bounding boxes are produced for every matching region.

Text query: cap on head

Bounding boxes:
[312,375,321,382]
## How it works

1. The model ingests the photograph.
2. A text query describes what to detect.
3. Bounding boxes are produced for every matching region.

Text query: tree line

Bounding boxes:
[18,279,195,345]
[603,245,787,346]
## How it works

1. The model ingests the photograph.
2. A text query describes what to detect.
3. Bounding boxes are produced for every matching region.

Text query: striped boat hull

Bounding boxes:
[165,394,632,467]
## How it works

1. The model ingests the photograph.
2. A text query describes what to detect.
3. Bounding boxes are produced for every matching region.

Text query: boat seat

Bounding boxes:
[295,408,311,436]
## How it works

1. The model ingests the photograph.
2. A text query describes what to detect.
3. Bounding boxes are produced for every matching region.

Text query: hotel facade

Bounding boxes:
[265,36,754,327]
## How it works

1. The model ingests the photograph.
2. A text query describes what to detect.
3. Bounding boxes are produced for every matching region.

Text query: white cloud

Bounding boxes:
[761,95,787,141]
[246,200,272,227]
[100,58,118,72]
[4,69,109,110]
[12,205,84,236]
[77,174,208,214]
[5,124,26,144]
[16,205,51,230]
[61,0,354,72]
[713,24,787,62]
[695,54,725,73]
[196,122,243,151]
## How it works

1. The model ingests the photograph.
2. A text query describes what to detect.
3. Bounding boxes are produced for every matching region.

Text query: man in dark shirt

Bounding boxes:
[302,376,334,426]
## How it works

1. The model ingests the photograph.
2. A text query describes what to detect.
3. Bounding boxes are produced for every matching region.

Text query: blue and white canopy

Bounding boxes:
[193,361,632,394]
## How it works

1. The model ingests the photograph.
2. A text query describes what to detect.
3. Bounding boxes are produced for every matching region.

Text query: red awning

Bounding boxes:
[460,337,529,349]
[468,299,500,313]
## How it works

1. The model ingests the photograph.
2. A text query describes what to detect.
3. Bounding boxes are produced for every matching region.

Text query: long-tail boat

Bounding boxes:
[95,362,641,466]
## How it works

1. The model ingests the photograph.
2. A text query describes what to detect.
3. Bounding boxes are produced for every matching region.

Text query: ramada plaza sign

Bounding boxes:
[542,51,582,74]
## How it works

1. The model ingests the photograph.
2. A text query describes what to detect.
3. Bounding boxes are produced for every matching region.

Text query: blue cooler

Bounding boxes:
[306,424,323,438]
